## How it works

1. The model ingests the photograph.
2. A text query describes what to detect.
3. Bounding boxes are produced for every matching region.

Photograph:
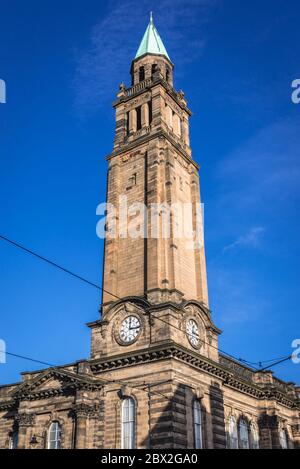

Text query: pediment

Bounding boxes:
[12,368,102,400]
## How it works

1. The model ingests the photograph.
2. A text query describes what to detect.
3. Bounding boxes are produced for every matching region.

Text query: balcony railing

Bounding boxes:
[125,78,153,98]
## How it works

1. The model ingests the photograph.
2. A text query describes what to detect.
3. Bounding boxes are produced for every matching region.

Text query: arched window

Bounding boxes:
[239,419,250,449]
[193,400,203,449]
[151,64,158,76]
[122,397,135,449]
[279,428,288,449]
[47,421,62,449]
[9,430,18,449]
[139,66,145,82]
[250,423,260,449]
[228,416,238,449]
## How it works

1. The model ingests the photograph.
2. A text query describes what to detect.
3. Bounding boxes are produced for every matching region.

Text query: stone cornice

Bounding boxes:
[0,400,17,411]
[90,343,299,410]
[107,128,199,171]
[1,346,298,412]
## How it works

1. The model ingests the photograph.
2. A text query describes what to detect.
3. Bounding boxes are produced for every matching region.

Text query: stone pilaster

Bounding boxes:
[15,413,35,449]
[73,403,99,449]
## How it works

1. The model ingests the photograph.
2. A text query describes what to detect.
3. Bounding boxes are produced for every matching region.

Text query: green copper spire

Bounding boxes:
[135,13,171,61]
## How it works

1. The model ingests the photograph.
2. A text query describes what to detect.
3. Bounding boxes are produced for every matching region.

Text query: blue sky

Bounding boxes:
[0,0,299,384]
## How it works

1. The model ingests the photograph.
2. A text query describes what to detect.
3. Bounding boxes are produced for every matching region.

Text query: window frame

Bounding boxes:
[8,430,18,449]
[239,418,250,449]
[139,66,145,82]
[193,399,203,449]
[47,421,62,450]
[279,428,288,449]
[250,423,260,449]
[228,416,239,449]
[121,397,136,449]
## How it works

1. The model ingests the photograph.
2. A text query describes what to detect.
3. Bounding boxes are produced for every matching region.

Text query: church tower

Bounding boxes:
[89,13,221,406]
[102,14,209,309]
[0,15,299,452]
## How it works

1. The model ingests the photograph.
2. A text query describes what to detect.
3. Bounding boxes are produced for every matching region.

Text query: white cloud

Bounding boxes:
[223,226,265,252]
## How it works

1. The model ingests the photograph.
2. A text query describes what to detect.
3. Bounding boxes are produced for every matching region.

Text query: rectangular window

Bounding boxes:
[126,111,130,135]
[148,101,152,125]
[136,106,142,131]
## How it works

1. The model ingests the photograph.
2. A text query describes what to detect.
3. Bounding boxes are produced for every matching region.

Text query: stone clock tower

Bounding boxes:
[102,14,209,310]
[0,15,299,451]
[89,14,220,366]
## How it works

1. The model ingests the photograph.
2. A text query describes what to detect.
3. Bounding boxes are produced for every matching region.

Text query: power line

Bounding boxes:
[5,352,55,368]
[257,355,292,373]
[0,234,103,293]
[0,233,291,373]
[4,351,181,405]
[0,233,251,365]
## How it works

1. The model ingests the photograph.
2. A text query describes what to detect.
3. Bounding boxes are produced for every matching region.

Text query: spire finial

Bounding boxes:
[150,11,153,23]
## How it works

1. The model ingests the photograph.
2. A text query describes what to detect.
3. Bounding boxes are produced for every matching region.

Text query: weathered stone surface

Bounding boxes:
[0,31,298,451]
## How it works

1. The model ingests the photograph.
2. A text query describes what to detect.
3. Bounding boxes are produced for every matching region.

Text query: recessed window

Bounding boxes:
[126,111,130,135]
[279,428,288,449]
[136,106,142,131]
[9,430,18,449]
[122,397,135,449]
[250,424,260,449]
[228,416,238,449]
[239,419,250,449]
[166,68,170,82]
[139,66,145,82]
[151,64,158,76]
[47,421,62,450]
[148,101,152,124]
[193,400,203,449]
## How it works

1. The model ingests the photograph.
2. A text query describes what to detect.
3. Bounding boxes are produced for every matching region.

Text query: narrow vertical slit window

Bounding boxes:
[148,101,152,125]
[193,400,203,449]
[126,111,130,135]
[151,64,158,77]
[139,66,145,82]
[136,106,142,131]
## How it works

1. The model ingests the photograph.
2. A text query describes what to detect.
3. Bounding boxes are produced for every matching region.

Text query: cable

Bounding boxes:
[6,352,55,368]
[0,233,291,373]
[256,355,292,373]
[0,234,103,293]
[0,233,253,366]
[4,350,181,405]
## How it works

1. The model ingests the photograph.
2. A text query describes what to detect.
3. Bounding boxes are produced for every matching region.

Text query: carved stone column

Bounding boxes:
[141,103,149,128]
[129,109,137,133]
[16,413,35,449]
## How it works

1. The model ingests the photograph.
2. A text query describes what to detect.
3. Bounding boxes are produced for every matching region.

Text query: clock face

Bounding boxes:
[186,319,200,348]
[119,315,141,344]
